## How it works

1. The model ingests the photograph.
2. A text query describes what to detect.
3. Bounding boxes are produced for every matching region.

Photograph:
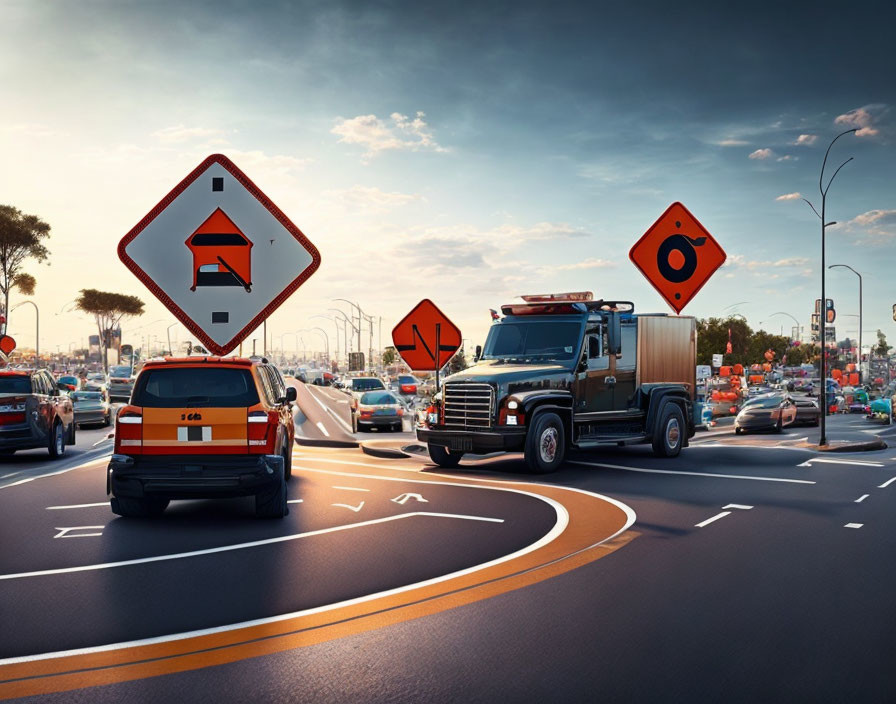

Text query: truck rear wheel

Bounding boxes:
[524,412,565,473]
[428,443,463,468]
[652,405,685,458]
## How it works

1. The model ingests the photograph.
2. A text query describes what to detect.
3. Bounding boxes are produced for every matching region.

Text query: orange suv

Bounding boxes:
[107,357,296,518]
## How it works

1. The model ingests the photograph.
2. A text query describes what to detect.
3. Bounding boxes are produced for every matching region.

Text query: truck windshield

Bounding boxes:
[481,321,581,362]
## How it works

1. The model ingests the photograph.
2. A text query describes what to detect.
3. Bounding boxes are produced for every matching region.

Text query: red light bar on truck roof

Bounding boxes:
[501,303,588,316]
[520,292,593,303]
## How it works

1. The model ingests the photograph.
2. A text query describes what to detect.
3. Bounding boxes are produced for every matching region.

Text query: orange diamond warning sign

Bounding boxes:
[629,202,726,314]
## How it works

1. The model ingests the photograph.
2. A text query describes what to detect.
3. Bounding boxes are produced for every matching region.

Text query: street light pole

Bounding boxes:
[828,264,862,371]
[803,128,857,447]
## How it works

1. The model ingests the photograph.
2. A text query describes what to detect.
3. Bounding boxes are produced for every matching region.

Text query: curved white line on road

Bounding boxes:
[305,385,354,434]
[0,455,110,490]
[0,512,504,582]
[0,466,601,665]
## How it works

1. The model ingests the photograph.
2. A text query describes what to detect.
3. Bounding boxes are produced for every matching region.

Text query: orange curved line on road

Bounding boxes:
[0,460,635,699]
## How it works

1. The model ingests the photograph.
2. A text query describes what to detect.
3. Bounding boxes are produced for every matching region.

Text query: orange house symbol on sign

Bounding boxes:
[186,208,253,292]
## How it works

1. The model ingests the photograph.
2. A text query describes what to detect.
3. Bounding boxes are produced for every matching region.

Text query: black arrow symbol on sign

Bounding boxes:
[395,324,456,364]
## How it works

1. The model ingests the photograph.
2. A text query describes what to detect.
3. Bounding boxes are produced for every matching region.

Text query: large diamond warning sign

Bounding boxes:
[629,202,726,314]
[119,154,321,355]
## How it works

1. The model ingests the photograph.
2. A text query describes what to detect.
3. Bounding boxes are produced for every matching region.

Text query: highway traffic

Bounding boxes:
[1,384,894,701]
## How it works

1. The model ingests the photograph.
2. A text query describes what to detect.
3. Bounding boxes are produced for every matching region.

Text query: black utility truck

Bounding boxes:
[417,292,696,472]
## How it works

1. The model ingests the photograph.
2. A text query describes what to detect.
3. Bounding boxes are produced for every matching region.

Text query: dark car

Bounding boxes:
[357,391,405,432]
[107,357,296,518]
[734,394,798,434]
[71,390,112,427]
[790,396,821,426]
[0,370,76,457]
[107,365,135,401]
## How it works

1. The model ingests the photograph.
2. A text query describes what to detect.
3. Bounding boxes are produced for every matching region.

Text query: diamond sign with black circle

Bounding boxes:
[629,202,726,314]
[119,154,321,356]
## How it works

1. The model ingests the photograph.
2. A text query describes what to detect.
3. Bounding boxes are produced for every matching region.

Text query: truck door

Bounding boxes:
[574,325,614,413]
[612,322,638,410]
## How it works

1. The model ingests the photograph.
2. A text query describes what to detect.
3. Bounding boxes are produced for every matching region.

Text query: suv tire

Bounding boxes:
[111,496,169,517]
[428,443,463,468]
[47,422,65,459]
[524,412,565,473]
[652,404,685,458]
[256,466,288,518]
[283,442,293,481]
[67,421,76,445]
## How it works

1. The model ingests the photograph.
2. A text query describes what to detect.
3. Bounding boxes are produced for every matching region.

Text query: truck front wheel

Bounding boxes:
[525,412,565,473]
[428,443,463,468]
[652,405,685,458]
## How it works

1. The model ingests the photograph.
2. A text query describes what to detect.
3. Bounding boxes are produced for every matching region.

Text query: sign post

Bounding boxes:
[119,154,321,356]
[392,299,462,391]
[629,202,726,314]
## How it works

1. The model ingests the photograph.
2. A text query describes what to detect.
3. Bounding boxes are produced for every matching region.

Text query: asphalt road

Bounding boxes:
[1,393,894,702]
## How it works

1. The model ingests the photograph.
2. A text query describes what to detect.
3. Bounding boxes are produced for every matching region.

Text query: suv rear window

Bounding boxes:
[0,376,31,394]
[132,367,260,408]
[109,367,132,378]
[351,378,385,392]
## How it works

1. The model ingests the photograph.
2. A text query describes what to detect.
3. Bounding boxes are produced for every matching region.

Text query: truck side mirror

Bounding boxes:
[474,345,482,362]
[606,313,622,356]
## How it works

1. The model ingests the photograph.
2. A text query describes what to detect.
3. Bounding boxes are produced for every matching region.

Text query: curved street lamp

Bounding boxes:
[10,300,38,367]
[828,264,862,369]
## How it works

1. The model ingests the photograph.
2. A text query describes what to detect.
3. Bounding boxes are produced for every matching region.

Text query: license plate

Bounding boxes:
[449,436,473,452]
[177,426,212,442]
[374,409,395,415]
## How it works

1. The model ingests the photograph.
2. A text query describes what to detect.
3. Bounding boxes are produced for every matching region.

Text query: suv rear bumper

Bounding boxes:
[417,426,527,454]
[0,423,46,451]
[108,453,283,500]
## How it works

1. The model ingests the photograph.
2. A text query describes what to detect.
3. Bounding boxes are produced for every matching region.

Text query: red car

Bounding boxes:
[398,375,419,396]
[0,370,76,457]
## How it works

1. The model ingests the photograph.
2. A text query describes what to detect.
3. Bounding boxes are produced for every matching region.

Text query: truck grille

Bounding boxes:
[443,383,494,429]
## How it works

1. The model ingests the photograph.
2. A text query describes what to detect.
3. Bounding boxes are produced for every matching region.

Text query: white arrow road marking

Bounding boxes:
[332,501,365,512]
[695,512,731,528]
[54,526,104,539]
[844,523,864,529]
[1,512,505,581]
[333,486,370,492]
[797,458,884,468]
[47,502,108,510]
[315,421,330,437]
[568,460,815,484]
[287,499,303,504]
[878,476,896,488]
[722,504,753,510]
[392,493,429,505]
[855,495,869,503]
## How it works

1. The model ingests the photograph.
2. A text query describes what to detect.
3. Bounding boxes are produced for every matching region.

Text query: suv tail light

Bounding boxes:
[115,407,143,452]
[248,409,277,454]
[0,402,25,426]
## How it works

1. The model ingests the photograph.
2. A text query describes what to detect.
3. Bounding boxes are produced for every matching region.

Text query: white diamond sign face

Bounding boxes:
[119,154,320,356]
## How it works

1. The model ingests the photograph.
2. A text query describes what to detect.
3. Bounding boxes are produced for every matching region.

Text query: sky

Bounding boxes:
[1,0,894,361]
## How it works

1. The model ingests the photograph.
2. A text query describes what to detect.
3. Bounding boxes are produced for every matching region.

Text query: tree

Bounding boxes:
[874,329,890,357]
[446,348,468,375]
[0,205,50,326]
[75,289,145,372]
[382,346,397,366]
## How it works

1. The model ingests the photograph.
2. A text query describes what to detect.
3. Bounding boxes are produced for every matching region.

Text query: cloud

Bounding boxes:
[776,155,796,162]
[841,209,896,243]
[748,148,774,160]
[794,134,817,146]
[331,111,447,160]
[151,125,229,144]
[224,149,311,175]
[834,106,882,137]
[0,122,60,138]
[717,139,749,146]
[321,185,423,213]
[776,192,802,201]
[554,258,616,271]
[724,254,810,272]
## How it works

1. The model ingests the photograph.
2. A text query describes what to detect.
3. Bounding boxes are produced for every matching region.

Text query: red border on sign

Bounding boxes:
[628,201,724,315]
[391,298,462,371]
[118,154,321,356]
